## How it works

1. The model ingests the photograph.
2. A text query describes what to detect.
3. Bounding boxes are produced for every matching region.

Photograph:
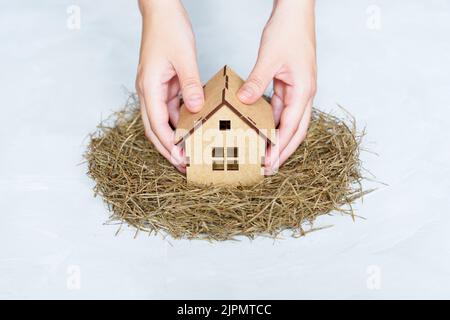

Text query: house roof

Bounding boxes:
[175,65,275,145]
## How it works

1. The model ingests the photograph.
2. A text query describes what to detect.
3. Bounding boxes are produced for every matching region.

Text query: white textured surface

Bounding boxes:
[1,0,450,299]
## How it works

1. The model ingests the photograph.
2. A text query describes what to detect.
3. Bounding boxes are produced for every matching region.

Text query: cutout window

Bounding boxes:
[212,146,239,171]
[227,160,239,171]
[212,147,224,158]
[219,120,231,131]
[226,147,239,171]
[212,147,224,171]
[212,160,224,171]
[227,147,238,158]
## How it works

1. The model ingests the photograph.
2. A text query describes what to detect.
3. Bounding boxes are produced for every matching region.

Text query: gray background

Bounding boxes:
[1,0,449,299]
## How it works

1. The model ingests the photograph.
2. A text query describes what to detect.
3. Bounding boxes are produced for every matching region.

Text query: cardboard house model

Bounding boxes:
[175,66,275,185]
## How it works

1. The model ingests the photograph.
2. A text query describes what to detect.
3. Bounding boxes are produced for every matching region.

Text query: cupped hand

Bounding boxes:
[136,0,204,173]
[237,0,317,174]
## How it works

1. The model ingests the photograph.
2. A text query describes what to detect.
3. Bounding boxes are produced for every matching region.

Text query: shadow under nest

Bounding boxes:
[86,97,367,241]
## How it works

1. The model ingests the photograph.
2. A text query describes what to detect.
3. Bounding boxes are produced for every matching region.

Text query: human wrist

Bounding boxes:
[139,0,182,16]
[271,0,315,38]
[273,0,315,14]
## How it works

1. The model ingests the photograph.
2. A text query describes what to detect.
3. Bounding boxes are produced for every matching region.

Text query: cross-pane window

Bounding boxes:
[219,120,231,130]
[212,146,239,171]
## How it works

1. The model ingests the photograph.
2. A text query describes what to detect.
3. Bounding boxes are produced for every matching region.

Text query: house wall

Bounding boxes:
[185,105,266,186]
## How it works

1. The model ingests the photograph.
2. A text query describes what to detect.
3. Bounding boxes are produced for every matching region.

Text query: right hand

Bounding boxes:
[135,0,204,173]
[237,0,317,174]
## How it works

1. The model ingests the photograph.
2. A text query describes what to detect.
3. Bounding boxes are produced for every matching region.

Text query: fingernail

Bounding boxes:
[188,95,203,108]
[269,157,280,173]
[238,87,253,102]
[170,146,183,166]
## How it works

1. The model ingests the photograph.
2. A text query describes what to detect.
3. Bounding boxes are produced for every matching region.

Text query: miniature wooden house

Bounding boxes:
[175,66,275,185]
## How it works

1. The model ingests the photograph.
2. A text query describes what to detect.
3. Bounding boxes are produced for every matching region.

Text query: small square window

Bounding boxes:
[227,160,239,171]
[219,120,231,130]
[212,160,225,171]
[212,147,224,157]
[227,147,238,158]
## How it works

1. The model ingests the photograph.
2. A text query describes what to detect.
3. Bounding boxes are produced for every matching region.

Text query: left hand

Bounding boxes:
[237,0,317,174]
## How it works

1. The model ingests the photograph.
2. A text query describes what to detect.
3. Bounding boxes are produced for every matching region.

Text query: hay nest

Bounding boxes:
[85,96,367,240]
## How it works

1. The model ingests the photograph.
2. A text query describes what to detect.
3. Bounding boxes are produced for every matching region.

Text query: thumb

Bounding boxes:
[238,59,276,104]
[176,62,204,113]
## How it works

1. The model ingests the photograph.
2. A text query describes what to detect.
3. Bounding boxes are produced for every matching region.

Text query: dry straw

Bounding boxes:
[85,95,368,240]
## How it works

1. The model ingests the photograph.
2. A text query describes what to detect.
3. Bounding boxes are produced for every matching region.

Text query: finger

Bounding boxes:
[271,92,284,127]
[264,143,276,175]
[139,96,186,170]
[167,95,180,128]
[272,100,313,172]
[142,89,185,166]
[167,77,181,127]
[238,57,278,104]
[167,76,181,101]
[173,56,204,112]
[143,87,181,160]
[270,79,286,127]
[273,84,311,156]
